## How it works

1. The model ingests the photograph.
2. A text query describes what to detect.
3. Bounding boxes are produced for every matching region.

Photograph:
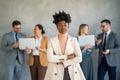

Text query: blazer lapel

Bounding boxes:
[51,36,61,55]
[55,36,62,55]
[106,31,112,48]
[64,36,71,55]
[10,31,16,43]
[40,36,44,48]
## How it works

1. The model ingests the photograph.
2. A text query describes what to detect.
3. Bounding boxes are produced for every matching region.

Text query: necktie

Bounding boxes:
[15,33,18,42]
[103,33,107,51]
[15,33,19,60]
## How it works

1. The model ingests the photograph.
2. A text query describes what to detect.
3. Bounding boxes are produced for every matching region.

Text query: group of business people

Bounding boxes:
[1,11,120,80]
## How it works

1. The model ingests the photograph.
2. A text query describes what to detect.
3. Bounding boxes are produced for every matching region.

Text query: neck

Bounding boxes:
[58,33,68,38]
[13,31,19,34]
[81,33,87,36]
[35,34,42,38]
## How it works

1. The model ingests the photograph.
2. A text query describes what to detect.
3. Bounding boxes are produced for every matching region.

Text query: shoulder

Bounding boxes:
[42,36,48,39]
[97,33,103,36]
[49,36,57,41]
[111,31,120,38]
[42,36,49,41]
[69,36,77,41]
[97,33,103,39]
[20,33,26,37]
[111,31,117,36]
[2,32,12,37]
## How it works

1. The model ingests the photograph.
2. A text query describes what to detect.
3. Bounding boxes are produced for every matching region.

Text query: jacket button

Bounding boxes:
[75,72,77,74]
[55,73,57,75]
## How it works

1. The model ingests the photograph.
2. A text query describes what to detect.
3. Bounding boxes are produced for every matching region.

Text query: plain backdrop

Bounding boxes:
[0,0,120,80]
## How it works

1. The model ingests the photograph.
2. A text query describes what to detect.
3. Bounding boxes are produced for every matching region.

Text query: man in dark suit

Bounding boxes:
[96,19,120,80]
[1,20,27,80]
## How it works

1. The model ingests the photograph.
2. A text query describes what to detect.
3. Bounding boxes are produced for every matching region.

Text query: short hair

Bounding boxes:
[12,20,21,27]
[35,24,45,34]
[78,24,89,35]
[53,11,71,25]
[101,19,111,25]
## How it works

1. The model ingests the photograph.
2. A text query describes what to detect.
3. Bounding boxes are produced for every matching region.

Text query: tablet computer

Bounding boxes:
[78,35,95,46]
[19,38,35,50]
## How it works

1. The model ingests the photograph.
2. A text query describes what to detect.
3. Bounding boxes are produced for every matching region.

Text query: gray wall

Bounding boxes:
[0,0,120,80]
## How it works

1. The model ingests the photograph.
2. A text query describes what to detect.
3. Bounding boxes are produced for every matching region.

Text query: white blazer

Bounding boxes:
[44,35,85,80]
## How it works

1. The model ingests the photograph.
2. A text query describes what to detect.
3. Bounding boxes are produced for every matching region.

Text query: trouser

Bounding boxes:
[98,57,116,80]
[63,67,71,80]
[6,60,22,80]
[30,56,47,80]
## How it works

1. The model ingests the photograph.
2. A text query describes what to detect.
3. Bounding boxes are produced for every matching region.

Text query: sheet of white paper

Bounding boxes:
[19,38,35,50]
[78,35,95,46]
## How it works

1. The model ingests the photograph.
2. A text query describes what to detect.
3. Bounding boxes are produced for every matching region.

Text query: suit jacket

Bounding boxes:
[44,35,85,80]
[96,31,120,66]
[1,31,27,64]
[28,36,48,67]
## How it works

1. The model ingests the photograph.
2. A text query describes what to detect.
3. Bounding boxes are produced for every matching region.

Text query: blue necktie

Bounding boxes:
[15,33,18,42]
[15,33,19,60]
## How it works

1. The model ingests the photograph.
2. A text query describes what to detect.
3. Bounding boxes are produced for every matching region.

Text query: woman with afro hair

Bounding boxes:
[44,11,85,80]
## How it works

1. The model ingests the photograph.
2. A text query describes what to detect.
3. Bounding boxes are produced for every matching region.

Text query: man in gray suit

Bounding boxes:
[96,19,120,80]
[1,20,27,80]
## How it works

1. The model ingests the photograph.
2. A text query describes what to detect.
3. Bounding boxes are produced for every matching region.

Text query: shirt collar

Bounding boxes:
[106,29,111,35]
[35,36,42,40]
[12,31,20,35]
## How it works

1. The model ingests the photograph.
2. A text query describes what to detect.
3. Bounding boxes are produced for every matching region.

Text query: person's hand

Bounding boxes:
[13,42,19,48]
[36,47,46,53]
[67,54,76,60]
[25,47,31,53]
[95,39,102,45]
[57,62,63,64]
[36,46,40,50]
[82,44,93,51]
[103,49,110,55]
[85,45,93,49]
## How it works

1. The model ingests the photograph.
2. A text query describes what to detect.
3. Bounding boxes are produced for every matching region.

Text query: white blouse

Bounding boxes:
[33,37,42,56]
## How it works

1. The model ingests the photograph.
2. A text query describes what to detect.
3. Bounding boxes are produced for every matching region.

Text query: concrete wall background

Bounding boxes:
[0,0,120,80]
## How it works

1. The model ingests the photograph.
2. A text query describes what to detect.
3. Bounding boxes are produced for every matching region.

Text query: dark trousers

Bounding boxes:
[30,56,47,80]
[98,57,116,80]
[63,67,71,80]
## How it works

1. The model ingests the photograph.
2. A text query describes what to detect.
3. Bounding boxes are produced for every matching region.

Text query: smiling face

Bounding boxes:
[13,25,21,34]
[57,20,69,34]
[34,26,42,36]
[81,26,89,35]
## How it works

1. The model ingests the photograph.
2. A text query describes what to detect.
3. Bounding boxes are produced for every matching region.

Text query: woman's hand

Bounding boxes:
[82,44,93,51]
[36,47,46,53]
[67,54,76,60]
[25,47,31,53]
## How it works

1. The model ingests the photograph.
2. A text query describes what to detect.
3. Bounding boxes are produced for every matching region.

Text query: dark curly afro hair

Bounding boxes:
[53,11,71,25]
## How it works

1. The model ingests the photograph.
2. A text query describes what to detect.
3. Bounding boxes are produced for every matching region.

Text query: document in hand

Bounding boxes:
[19,38,35,50]
[78,35,95,46]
